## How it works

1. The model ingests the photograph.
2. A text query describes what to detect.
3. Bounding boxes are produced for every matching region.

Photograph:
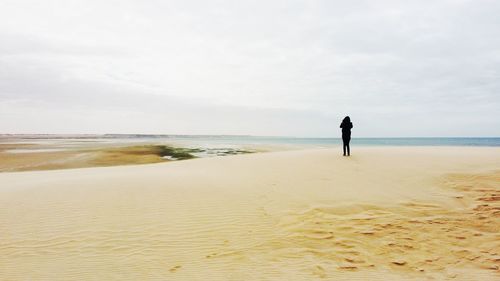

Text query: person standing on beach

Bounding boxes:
[340,116,353,156]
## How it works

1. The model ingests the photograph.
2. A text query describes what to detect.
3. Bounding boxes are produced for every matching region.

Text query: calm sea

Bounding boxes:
[3,135,499,148]
[100,135,500,147]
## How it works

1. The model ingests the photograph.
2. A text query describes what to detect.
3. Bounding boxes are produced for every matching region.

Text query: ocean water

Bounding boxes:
[3,135,499,149]
[100,135,500,147]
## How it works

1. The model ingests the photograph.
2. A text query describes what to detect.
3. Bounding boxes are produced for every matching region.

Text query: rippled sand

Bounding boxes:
[0,147,499,280]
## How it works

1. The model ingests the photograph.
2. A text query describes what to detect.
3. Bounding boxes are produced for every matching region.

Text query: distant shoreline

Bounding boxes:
[1,134,499,147]
[2,136,500,172]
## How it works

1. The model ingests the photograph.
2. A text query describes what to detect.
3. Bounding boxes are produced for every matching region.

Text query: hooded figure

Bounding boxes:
[340,116,353,156]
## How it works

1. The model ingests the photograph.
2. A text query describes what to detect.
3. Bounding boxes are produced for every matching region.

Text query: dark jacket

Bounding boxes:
[340,122,353,138]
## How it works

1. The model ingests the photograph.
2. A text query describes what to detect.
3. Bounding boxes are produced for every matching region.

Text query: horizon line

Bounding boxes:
[1,133,499,139]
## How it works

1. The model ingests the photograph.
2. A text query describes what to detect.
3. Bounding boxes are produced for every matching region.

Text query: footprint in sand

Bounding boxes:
[312,265,327,278]
[338,264,358,270]
[391,260,407,266]
[344,257,365,264]
[169,265,182,273]
[304,231,334,240]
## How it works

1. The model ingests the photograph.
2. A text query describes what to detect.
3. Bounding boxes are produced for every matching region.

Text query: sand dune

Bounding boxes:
[0,147,499,280]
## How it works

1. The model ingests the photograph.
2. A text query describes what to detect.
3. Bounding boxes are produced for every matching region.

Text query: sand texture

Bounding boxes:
[0,147,499,280]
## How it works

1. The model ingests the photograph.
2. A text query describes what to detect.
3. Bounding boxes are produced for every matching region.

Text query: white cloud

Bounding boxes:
[1,0,499,136]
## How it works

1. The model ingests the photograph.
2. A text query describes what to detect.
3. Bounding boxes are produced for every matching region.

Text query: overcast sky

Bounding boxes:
[0,0,499,137]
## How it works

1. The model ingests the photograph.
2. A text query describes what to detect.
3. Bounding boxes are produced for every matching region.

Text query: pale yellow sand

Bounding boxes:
[0,147,499,280]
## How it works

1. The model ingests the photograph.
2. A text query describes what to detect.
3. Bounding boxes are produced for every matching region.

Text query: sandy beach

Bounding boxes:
[0,147,499,280]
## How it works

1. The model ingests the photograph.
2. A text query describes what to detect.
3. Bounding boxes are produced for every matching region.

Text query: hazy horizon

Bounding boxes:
[1,0,499,137]
[2,133,500,139]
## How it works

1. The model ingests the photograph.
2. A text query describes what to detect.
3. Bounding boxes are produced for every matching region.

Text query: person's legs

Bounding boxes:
[342,137,347,156]
[347,139,350,156]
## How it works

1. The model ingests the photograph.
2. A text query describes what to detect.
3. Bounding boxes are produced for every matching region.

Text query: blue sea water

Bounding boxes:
[103,135,500,147]
[214,137,499,147]
[5,135,499,148]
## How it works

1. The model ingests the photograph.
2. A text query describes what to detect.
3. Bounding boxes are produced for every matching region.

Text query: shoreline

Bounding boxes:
[0,142,258,173]
[1,140,500,173]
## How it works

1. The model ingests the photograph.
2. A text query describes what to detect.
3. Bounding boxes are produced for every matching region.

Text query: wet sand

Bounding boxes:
[0,147,499,280]
[0,142,254,172]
